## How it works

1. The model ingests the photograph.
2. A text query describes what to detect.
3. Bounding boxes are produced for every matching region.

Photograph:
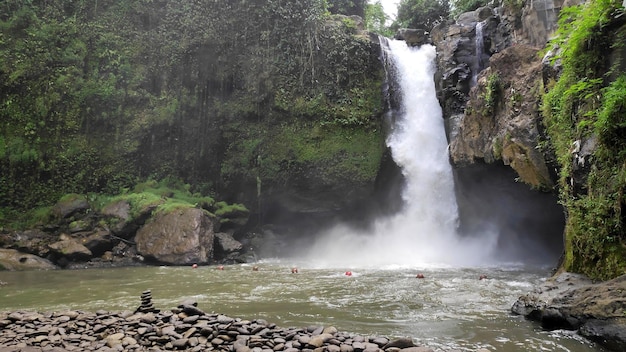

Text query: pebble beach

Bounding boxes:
[0,291,490,352]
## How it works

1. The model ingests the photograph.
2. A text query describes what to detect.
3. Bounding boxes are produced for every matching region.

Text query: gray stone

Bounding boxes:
[307,333,333,348]
[217,314,235,324]
[48,236,93,262]
[0,249,58,271]
[340,344,354,352]
[353,341,366,351]
[399,347,434,352]
[135,208,215,265]
[383,338,415,349]
[172,338,189,348]
[512,272,626,350]
[52,195,90,219]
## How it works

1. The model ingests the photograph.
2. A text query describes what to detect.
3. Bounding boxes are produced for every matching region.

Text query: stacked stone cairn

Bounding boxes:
[0,291,492,352]
[136,289,159,314]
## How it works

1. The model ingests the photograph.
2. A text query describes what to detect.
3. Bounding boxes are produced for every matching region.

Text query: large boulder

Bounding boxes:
[101,199,158,238]
[79,229,115,257]
[6,229,55,258]
[512,272,626,351]
[48,234,93,266]
[135,207,216,265]
[0,249,57,271]
[51,194,90,220]
[214,232,244,263]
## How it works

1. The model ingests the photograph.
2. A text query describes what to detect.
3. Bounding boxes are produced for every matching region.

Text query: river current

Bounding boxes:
[0,263,605,351]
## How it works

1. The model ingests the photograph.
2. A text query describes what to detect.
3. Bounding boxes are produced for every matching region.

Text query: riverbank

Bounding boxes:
[511,272,626,351]
[1,295,489,352]
[1,264,616,351]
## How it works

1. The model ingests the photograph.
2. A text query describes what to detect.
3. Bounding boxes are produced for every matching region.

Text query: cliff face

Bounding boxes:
[433,2,565,189]
[434,0,626,279]
[0,1,387,230]
[451,44,555,188]
[431,2,568,262]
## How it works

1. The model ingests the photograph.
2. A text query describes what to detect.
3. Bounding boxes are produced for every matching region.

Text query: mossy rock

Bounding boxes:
[51,194,90,220]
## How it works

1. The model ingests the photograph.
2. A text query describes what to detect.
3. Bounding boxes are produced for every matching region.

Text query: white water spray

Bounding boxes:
[301,39,498,269]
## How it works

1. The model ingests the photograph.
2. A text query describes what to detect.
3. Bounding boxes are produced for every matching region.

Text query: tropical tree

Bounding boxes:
[364,1,392,36]
[393,0,450,30]
[328,0,367,16]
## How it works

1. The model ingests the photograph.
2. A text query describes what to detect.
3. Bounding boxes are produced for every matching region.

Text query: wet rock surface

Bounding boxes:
[449,44,555,189]
[512,272,626,351]
[135,208,216,266]
[0,304,490,352]
[0,248,57,271]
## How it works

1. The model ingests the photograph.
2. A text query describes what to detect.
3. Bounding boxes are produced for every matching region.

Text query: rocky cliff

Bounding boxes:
[0,0,393,268]
[433,0,626,280]
[433,1,565,188]
[432,3,626,347]
[0,1,389,233]
[430,2,569,261]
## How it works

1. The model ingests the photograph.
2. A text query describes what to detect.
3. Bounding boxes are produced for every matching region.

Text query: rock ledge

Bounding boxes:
[512,272,626,351]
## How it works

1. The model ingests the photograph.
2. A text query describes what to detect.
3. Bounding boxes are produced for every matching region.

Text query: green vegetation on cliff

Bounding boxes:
[541,0,626,280]
[0,0,386,228]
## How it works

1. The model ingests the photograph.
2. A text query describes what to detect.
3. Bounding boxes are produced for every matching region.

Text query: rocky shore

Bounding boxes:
[511,272,626,351]
[0,292,489,352]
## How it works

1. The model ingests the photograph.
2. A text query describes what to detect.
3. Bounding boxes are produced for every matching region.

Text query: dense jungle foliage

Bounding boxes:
[541,0,626,280]
[0,0,386,228]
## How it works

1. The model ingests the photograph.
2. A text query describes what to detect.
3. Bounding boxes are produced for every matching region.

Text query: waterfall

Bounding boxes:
[382,38,459,241]
[301,39,497,269]
[472,21,486,86]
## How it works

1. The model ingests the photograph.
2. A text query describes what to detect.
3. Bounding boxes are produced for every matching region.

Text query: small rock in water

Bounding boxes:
[383,337,415,349]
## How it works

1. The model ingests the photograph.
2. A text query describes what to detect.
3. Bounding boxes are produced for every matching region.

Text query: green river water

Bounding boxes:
[0,262,606,352]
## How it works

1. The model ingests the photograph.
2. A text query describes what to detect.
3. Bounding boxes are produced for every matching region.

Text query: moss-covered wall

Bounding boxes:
[0,0,386,226]
[541,0,626,280]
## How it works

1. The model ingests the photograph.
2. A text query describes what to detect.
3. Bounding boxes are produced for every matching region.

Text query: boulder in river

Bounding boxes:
[135,207,216,265]
[214,231,244,262]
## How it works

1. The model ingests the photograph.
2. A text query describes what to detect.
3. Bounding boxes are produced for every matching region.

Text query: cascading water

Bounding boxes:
[300,39,498,269]
[472,21,486,86]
